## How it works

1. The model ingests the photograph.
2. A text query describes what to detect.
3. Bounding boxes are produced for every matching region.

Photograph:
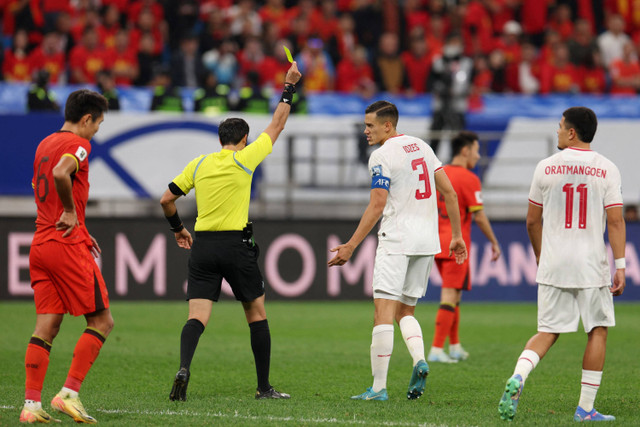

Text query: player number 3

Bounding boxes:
[411,157,431,200]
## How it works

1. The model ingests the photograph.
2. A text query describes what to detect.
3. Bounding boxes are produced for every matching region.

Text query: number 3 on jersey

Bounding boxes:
[411,158,431,200]
[563,183,587,229]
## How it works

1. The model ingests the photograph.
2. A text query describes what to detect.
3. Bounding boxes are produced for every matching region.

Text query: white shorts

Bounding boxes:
[372,246,434,307]
[537,284,615,333]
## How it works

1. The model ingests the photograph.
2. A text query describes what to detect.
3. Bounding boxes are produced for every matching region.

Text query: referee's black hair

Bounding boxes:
[451,130,479,157]
[64,89,108,123]
[365,100,399,128]
[563,107,597,143]
[218,118,250,146]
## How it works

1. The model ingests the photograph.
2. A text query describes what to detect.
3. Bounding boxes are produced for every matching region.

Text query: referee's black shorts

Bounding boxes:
[187,231,264,302]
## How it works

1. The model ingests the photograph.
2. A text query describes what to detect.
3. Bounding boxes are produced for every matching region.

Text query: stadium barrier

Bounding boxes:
[3,112,640,221]
[2,217,638,302]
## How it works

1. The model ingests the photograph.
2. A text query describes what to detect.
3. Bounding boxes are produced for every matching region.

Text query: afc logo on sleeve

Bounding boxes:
[371,165,382,176]
[475,191,483,204]
[75,146,88,162]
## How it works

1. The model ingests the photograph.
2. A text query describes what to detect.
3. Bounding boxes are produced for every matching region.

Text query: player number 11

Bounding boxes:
[563,183,587,229]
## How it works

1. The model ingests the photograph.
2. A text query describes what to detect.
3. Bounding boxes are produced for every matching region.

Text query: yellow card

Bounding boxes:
[283,45,293,63]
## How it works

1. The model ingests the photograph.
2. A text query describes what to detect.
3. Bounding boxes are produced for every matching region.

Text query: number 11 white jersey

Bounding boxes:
[529,147,623,288]
[368,134,443,255]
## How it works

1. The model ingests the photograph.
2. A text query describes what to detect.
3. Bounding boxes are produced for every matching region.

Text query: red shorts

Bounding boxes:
[435,256,471,291]
[30,240,109,316]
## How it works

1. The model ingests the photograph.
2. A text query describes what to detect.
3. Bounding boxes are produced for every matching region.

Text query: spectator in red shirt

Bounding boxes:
[539,42,581,93]
[461,0,494,55]
[69,25,108,84]
[425,14,446,62]
[610,41,640,94]
[101,4,122,50]
[106,29,138,86]
[28,30,65,84]
[580,50,608,94]
[335,44,375,97]
[548,4,574,41]
[469,54,493,110]
[127,0,164,26]
[520,0,553,47]
[327,12,358,66]
[403,0,429,36]
[3,28,32,82]
[316,0,340,43]
[129,8,164,56]
[259,0,289,38]
[401,28,433,94]
[199,7,231,54]
[237,36,279,87]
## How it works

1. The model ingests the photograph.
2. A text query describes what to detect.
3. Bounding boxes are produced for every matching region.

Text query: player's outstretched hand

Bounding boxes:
[449,237,468,265]
[610,269,626,296]
[175,228,193,250]
[56,210,79,237]
[89,235,102,258]
[328,243,354,267]
[285,61,302,86]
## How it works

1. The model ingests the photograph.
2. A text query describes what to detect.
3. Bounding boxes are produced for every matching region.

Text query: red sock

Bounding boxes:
[64,329,105,392]
[432,304,455,348]
[25,336,51,402]
[450,304,460,345]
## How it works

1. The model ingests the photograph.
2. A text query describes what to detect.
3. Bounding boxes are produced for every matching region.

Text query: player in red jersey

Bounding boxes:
[20,89,111,424]
[428,131,501,363]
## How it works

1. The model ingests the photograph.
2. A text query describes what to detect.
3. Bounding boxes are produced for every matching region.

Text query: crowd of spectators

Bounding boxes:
[2,0,640,112]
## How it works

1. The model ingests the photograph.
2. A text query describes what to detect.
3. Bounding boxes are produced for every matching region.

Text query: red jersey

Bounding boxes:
[32,131,92,247]
[435,165,483,259]
[29,47,65,84]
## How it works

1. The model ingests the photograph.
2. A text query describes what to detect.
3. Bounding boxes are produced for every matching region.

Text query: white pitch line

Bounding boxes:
[2,405,453,427]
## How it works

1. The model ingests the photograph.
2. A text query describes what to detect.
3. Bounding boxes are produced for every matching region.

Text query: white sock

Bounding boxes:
[61,387,79,399]
[24,400,41,410]
[513,349,540,383]
[578,370,602,412]
[399,316,425,366]
[370,324,394,392]
[450,343,463,353]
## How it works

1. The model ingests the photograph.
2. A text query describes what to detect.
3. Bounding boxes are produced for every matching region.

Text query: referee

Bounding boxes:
[160,62,301,401]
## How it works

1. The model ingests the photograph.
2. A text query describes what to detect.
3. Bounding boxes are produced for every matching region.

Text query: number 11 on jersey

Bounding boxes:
[563,183,587,229]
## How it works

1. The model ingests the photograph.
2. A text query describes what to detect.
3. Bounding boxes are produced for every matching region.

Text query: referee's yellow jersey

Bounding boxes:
[172,133,272,231]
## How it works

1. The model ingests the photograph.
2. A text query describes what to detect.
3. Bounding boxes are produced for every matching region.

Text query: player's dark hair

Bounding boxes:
[218,118,250,146]
[451,131,479,157]
[365,100,399,128]
[562,107,597,143]
[64,89,108,123]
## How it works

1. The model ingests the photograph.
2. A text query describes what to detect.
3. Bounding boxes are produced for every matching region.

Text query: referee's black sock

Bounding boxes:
[249,319,271,392]
[180,318,205,371]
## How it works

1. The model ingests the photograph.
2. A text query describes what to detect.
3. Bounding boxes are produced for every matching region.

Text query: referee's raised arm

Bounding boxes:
[263,61,302,145]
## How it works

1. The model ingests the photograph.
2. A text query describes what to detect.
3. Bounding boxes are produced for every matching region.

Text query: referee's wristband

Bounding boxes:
[614,258,626,269]
[166,211,183,233]
[280,83,296,104]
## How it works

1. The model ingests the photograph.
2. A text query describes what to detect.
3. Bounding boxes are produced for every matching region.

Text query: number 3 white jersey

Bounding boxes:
[368,134,443,255]
[529,147,623,288]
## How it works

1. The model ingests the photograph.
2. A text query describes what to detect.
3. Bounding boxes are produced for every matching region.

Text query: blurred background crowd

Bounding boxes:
[3,0,640,114]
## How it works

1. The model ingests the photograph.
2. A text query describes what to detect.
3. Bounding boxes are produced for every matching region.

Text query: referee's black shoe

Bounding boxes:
[255,387,290,399]
[170,368,190,401]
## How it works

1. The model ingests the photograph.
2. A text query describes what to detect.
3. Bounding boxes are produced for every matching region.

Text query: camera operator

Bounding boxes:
[427,33,473,156]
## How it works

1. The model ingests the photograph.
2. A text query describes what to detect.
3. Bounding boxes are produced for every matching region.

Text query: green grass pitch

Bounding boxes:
[1,301,638,426]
